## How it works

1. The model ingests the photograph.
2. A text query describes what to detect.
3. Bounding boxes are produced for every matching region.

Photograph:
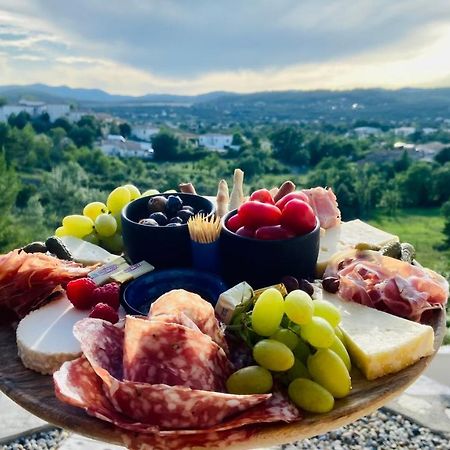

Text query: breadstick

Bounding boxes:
[273,181,296,203]
[229,169,245,210]
[269,187,279,198]
[216,179,229,218]
[179,183,197,194]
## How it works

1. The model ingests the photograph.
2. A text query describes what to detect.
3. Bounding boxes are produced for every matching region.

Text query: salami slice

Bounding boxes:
[123,315,232,391]
[105,378,270,429]
[149,290,228,352]
[73,318,124,380]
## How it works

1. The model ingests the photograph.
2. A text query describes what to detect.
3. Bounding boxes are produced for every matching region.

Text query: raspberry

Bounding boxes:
[89,303,119,324]
[66,277,97,310]
[91,282,120,310]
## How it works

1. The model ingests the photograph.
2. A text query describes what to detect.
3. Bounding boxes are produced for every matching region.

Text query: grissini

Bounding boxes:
[229,169,245,210]
[178,183,197,194]
[216,179,229,218]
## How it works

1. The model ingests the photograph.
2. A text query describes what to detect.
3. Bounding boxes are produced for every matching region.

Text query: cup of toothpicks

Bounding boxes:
[188,214,221,273]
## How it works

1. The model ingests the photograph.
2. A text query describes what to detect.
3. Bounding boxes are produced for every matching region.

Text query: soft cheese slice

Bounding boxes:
[315,288,434,380]
[16,293,88,374]
[60,235,115,265]
[316,219,399,275]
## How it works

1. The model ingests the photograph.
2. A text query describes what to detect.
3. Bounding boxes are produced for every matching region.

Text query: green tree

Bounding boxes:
[270,127,308,165]
[398,162,433,206]
[231,132,244,146]
[441,200,450,249]
[0,97,6,107]
[435,147,450,165]
[151,132,179,161]
[69,125,96,147]
[119,122,132,138]
[8,111,31,129]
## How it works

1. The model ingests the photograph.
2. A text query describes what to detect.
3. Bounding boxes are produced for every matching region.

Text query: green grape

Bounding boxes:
[164,189,177,193]
[83,231,100,245]
[300,316,335,348]
[292,338,312,363]
[288,378,334,413]
[83,202,108,221]
[313,300,341,328]
[107,186,131,214]
[113,211,123,233]
[124,184,141,200]
[251,288,284,336]
[307,349,351,398]
[253,339,294,372]
[270,328,299,350]
[226,366,273,395]
[101,233,124,254]
[141,189,160,197]
[62,215,94,238]
[335,326,345,342]
[329,335,351,371]
[55,226,70,237]
[285,358,310,383]
[95,213,117,237]
[284,290,313,325]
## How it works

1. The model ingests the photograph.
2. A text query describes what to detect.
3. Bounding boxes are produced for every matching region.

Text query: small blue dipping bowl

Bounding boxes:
[122,269,228,315]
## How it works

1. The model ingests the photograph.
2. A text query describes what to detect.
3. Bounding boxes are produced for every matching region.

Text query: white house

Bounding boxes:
[0,100,70,122]
[100,138,154,159]
[132,124,160,142]
[353,127,382,138]
[198,134,233,151]
[394,127,416,137]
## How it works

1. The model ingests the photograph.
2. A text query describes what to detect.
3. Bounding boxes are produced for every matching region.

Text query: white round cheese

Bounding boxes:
[16,292,88,375]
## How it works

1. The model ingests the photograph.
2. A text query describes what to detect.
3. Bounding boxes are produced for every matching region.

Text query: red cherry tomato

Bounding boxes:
[280,199,317,235]
[238,201,282,228]
[226,214,243,232]
[236,226,256,238]
[255,225,296,240]
[249,189,275,204]
[275,191,310,211]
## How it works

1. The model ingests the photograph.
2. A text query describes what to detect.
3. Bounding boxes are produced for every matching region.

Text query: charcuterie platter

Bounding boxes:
[0,173,448,450]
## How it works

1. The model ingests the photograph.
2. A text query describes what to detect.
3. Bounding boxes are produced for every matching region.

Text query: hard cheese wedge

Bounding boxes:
[315,289,434,380]
[16,293,88,374]
[60,235,115,265]
[316,219,399,275]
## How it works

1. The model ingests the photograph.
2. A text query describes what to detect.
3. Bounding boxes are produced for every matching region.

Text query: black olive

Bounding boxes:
[148,196,167,213]
[322,277,340,293]
[177,209,194,223]
[281,275,299,293]
[148,212,168,226]
[139,218,159,226]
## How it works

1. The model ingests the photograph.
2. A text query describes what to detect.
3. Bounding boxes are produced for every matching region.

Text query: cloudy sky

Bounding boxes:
[1,0,450,95]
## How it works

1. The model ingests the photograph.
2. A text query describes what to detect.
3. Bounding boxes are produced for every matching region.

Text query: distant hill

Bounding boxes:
[1,84,450,121]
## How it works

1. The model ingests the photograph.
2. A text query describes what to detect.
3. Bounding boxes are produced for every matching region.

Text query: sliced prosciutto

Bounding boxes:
[54,290,302,449]
[0,250,91,324]
[301,187,341,229]
[325,249,449,321]
[149,289,228,352]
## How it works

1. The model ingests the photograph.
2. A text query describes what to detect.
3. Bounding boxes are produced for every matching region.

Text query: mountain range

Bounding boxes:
[1,84,450,121]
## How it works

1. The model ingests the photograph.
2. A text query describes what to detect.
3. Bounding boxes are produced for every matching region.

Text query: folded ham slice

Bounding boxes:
[301,187,341,229]
[325,250,449,321]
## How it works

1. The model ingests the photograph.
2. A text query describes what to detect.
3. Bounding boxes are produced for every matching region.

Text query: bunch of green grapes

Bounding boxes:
[226,287,352,414]
[54,184,157,254]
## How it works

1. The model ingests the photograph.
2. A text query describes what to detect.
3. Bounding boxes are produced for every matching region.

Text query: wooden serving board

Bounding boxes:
[0,310,445,449]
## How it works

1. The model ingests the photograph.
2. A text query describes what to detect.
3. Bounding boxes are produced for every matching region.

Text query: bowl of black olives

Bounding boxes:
[121,193,215,268]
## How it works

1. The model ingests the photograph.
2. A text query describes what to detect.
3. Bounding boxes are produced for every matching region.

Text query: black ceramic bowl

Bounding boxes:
[122,268,228,315]
[219,209,320,289]
[122,193,215,268]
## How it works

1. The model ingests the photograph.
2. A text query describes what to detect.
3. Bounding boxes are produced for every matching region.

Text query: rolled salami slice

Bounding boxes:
[123,315,232,390]
[149,289,228,352]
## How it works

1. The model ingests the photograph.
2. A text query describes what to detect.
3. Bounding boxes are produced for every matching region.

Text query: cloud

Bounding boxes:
[0,0,450,94]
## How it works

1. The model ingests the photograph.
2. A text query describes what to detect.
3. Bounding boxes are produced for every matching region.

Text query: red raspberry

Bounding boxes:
[66,277,97,310]
[91,282,120,310]
[89,303,119,324]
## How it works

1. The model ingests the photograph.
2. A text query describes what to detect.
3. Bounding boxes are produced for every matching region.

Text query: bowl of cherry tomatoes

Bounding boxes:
[219,189,320,288]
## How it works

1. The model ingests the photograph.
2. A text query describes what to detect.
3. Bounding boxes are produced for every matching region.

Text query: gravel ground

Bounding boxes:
[1,409,449,449]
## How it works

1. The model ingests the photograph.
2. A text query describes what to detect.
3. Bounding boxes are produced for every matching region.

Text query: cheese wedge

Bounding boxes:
[316,219,399,275]
[314,288,434,380]
[16,293,88,374]
[60,236,115,265]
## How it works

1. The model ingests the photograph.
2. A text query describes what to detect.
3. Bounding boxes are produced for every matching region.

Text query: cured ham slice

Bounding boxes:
[149,289,228,352]
[325,250,449,321]
[0,250,91,324]
[122,316,231,390]
[301,187,341,229]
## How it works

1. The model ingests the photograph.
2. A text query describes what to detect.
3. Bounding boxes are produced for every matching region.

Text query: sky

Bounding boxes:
[1,0,450,95]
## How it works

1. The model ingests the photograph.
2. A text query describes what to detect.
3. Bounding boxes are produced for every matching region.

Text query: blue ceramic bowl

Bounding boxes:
[122,269,228,315]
